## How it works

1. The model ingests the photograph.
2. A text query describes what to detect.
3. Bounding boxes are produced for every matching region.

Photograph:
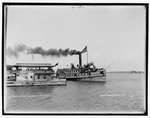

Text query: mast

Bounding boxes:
[87,46,88,64]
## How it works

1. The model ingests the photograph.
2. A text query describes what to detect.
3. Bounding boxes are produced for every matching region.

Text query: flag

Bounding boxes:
[81,46,87,53]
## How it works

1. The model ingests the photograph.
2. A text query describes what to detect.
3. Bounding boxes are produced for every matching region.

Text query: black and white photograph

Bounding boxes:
[2,3,148,115]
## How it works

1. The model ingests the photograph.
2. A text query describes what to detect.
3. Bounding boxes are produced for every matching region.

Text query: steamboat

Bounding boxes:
[57,46,106,82]
[7,63,66,87]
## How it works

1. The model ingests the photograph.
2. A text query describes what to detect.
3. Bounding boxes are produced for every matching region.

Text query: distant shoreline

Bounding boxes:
[107,71,144,73]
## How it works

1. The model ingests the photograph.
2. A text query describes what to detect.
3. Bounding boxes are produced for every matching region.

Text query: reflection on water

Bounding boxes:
[6,73,145,113]
[8,86,55,96]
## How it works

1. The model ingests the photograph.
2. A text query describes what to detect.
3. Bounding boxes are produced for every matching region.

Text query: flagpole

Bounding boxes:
[87,47,88,64]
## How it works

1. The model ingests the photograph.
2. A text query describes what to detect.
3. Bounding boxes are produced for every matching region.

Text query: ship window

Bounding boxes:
[44,76,46,79]
[100,71,104,74]
[38,75,40,79]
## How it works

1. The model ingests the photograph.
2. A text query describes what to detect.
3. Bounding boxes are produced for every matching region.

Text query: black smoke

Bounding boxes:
[28,46,80,57]
[6,44,28,58]
[6,44,80,58]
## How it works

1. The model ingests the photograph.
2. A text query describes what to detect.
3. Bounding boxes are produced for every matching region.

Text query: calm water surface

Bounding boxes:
[6,73,145,113]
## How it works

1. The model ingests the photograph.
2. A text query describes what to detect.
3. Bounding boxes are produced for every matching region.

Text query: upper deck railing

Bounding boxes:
[15,63,53,67]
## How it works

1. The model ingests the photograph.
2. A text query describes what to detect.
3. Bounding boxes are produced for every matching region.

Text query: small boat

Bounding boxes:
[7,63,67,87]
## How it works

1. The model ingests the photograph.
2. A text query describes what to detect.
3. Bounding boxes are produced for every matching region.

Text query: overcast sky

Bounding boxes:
[6,5,145,71]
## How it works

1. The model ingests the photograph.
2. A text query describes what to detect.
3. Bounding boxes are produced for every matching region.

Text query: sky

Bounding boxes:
[5,5,146,71]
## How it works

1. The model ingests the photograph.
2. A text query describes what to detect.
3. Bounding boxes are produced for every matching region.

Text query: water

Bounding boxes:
[6,73,145,113]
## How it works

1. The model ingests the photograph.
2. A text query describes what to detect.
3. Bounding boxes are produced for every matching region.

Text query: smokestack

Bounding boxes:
[79,53,82,67]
